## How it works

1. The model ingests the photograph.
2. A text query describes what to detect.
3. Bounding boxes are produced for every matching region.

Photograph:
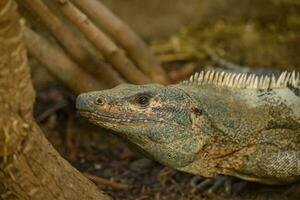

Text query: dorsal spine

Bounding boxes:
[181,70,300,90]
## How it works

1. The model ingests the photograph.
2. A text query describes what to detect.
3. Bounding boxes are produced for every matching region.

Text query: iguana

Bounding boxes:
[76,70,300,191]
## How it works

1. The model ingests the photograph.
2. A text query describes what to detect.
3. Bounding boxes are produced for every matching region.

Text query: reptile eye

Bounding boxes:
[95,97,104,105]
[135,95,150,107]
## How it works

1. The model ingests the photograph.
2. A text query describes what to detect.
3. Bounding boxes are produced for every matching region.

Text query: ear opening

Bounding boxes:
[189,108,204,129]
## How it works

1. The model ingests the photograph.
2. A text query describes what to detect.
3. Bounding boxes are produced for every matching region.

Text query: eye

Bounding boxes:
[134,95,150,107]
[95,97,104,105]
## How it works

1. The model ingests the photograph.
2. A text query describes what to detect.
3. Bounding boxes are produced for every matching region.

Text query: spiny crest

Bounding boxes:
[181,70,300,90]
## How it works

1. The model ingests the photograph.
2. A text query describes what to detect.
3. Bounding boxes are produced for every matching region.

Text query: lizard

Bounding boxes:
[76,70,300,192]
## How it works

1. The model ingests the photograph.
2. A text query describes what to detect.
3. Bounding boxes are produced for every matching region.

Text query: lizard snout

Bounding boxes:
[76,93,92,111]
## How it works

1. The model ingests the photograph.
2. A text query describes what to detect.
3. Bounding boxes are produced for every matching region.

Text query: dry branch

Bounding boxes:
[84,173,130,190]
[203,46,250,73]
[71,0,169,84]
[169,63,196,83]
[19,0,125,87]
[55,0,151,84]
[24,27,103,94]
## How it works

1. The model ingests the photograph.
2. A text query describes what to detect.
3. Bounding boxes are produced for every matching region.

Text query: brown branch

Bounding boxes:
[84,173,130,190]
[157,52,195,63]
[24,27,104,94]
[169,63,196,83]
[19,0,125,87]
[55,0,151,85]
[66,116,77,159]
[36,100,66,122]
[203,46,250,73]
[0,0,111,199]
[70,0,169,84]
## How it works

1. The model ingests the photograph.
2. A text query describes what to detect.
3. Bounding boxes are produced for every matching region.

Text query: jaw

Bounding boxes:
[77,110,158,131]
[78,110,200,170]
[78,109,155,122]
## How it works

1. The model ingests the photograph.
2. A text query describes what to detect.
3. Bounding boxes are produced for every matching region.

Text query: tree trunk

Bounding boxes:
[0,0,111,199]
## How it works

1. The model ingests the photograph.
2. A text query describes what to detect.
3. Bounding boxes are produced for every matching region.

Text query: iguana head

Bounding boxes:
[76,83,203,169]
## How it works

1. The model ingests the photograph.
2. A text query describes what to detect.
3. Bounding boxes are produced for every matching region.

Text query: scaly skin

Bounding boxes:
[76,71,300,185]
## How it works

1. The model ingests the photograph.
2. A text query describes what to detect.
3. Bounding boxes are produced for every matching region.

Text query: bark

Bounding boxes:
[0,0,111,199]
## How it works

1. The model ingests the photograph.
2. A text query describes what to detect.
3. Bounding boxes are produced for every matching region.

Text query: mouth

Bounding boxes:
[77,109,158,123]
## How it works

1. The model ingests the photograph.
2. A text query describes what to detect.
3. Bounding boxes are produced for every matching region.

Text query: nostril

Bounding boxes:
[95,97,104,105]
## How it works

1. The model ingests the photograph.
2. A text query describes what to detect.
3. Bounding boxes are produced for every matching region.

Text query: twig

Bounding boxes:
[19,0,125,87]
[36,101,66,123]
[203,46,250,73]
[83,173,130,190]
[157,52,195,63]
[169,63,196,83]
[55,0,151,84]
[150,42,173,54]
[66,116,77,159]
[24,27,104,94]
[70,0,169,84]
